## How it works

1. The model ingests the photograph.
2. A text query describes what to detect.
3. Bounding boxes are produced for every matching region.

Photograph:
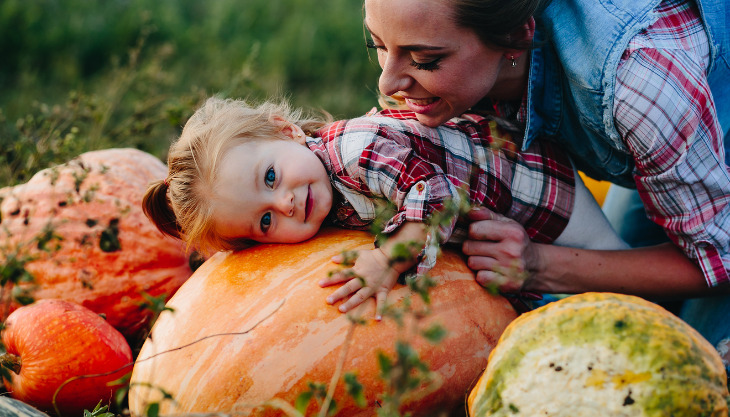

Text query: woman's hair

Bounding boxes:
[142,96,330,255]
[451,0,541,50]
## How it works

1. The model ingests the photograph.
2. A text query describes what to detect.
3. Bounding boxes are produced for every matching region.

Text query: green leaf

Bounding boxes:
[82,401,114,417]
[344,372,366,408]
[421,324,447,344]
[146,402,160,417]
[295,391,313,414]
[377,351,393,378]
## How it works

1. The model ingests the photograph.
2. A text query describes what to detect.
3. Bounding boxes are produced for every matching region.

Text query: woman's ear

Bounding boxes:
[270,115,307,145]
[504,17,535,67]
[503,17,535,65]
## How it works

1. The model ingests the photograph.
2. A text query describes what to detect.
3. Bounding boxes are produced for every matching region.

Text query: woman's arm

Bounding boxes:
[461,207,727,299]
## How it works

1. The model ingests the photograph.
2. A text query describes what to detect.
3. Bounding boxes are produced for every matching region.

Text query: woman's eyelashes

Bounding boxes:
[410,58,441,71]
[365,39,381,50]
[366,39,441,71]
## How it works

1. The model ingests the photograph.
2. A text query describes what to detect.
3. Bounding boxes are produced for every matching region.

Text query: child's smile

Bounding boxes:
[212,140,333,244]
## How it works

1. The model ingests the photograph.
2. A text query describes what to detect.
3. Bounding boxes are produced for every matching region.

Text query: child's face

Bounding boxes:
[213,140,333,244]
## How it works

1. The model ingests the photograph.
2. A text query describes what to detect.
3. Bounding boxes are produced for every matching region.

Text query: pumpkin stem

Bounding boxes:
[0,353,21,374]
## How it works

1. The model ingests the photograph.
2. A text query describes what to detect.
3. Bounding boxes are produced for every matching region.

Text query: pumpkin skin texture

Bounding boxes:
[128,228,517,416]
[0,148,193,340]
[0,397,50,417]
[467,292,730,417]
[1,299,134,416]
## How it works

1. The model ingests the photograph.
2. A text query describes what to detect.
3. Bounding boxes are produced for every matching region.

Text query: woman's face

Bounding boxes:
[364,0,512,127]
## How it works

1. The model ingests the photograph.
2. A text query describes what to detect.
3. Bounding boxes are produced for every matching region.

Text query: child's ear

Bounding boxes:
[270,115,307,145]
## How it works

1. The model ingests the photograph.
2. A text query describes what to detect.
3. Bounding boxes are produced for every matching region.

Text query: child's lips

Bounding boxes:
[305,185,313,221]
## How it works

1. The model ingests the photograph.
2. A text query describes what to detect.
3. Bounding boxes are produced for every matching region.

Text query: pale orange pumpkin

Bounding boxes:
[0,148,193,340]
[128,228,518,416]
[467,292,730,416]
[1,299,133,416]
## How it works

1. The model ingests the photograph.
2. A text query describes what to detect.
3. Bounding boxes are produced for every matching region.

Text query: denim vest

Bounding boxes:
[524,0,730,186]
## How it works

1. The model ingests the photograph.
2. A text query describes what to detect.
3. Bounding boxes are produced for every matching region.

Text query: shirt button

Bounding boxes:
[416,182,425,192]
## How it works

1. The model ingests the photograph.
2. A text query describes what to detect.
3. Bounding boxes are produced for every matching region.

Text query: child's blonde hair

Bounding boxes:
[142,96,330,254]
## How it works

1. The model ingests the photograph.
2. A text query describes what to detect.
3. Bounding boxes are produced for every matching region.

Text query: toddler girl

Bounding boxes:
[143,97,626,318]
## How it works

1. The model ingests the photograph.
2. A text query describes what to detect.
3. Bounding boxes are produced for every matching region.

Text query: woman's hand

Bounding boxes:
[319,247,400,320]
[461,207,541,292]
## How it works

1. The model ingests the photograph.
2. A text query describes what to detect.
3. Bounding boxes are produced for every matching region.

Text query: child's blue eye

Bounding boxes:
[265,167,276,187]
[260,212,271,233]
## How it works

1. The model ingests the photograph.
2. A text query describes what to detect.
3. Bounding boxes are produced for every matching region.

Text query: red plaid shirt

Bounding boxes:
[505,0,730,287]
[309,109,575,273]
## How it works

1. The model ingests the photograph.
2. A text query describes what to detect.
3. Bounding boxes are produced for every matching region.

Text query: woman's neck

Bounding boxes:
[487,52,530,102]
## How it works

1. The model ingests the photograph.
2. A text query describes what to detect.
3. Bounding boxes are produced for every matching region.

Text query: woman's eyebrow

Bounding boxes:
[364,22,445,52]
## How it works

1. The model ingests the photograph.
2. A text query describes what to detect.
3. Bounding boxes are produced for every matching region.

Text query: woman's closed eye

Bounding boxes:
[365,38,383,51]
[410,58,441,71]
[367,39,441,71]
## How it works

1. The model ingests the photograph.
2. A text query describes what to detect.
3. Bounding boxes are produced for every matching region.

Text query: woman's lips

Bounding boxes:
[404,97,440,114]
[304,185,313,222]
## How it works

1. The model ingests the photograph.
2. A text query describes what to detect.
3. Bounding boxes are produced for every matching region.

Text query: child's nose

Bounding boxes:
[275,191,295,216]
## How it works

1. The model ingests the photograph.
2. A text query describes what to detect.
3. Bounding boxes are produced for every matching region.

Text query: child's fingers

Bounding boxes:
[331,253,344,264]
[338,287,375,313]
[319,270,354,287]
[325,276,363,305]
[375,290,388,321]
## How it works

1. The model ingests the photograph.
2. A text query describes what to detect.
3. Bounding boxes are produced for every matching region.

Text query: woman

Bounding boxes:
[362,0,730,367]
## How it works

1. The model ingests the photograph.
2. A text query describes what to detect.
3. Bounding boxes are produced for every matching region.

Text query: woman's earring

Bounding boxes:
[510,55,517,67]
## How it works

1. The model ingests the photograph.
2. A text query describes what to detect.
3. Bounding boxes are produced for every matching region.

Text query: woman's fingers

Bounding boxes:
[466,213,522,242]
[475,270,523,293]
[466,206,498,222]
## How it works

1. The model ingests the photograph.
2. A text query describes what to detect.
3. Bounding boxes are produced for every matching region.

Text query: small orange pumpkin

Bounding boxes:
[0,148,193,340]
[1,299,133,416]
[128,228,518,416]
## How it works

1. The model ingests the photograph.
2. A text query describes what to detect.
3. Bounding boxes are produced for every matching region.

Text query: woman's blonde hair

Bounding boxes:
[142,96,330,254]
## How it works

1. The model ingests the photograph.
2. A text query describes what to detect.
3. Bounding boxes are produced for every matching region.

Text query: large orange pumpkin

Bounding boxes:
[0,148,193,340]
[128,228,517,416]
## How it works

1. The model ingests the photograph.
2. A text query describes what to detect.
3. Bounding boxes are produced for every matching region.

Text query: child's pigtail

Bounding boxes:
[142,179,182,240]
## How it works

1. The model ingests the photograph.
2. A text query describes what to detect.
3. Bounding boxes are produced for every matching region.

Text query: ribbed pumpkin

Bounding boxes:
[128,228,518,416]
[467,292,730,417]
[0,148,193,340]
[1,299,133,416]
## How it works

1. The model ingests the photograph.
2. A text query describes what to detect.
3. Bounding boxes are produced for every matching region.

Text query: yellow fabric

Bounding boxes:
[579,172,611,207]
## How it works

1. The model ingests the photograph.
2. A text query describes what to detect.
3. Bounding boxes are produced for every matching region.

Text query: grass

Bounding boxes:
[0,0,381,187]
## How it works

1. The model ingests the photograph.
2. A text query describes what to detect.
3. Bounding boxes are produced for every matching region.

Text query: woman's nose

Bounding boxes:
[378,55,412,97]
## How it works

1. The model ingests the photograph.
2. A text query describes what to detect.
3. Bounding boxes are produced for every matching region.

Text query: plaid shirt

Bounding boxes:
[308,109,575,273]
[506,0,730,287]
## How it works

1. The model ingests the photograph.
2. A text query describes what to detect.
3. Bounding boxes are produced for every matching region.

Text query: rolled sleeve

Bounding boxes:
[615,46,730,287]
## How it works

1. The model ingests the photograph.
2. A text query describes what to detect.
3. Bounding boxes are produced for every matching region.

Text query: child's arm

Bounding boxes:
[319,221,427,320]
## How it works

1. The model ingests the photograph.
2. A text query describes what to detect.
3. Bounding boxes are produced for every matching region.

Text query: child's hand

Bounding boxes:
[319,248,400,320]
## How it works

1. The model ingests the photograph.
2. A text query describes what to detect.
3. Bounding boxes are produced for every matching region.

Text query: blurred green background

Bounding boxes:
[0,0,381,187]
